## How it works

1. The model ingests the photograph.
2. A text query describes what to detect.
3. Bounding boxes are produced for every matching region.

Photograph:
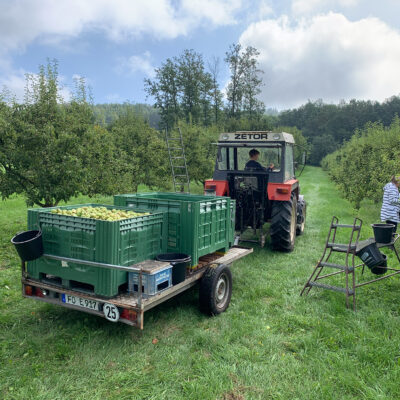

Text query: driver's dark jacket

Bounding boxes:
[245,160,267,172]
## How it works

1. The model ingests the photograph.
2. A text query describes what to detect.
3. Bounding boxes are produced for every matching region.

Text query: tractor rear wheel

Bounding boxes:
[270,193,297,252]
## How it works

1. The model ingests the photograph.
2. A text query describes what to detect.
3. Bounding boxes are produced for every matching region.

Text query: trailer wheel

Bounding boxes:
[270,193,297,252]
[296,196,306,236]
[199,264,232,316]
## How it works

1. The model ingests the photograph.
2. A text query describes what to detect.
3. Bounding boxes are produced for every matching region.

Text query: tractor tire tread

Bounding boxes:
[270,194,297,252]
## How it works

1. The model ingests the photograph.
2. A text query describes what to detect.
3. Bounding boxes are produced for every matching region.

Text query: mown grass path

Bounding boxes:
[1,167,400,399]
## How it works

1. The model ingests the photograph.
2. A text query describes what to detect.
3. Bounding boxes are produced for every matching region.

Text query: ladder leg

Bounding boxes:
[351,254,356,311]
[301,263,322,296]
[345,268,350,309]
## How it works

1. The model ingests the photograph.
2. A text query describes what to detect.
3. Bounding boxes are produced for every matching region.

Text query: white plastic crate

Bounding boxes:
[128,260,172,296]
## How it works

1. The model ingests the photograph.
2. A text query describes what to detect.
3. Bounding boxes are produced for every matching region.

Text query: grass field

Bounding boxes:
[1,167,400,400]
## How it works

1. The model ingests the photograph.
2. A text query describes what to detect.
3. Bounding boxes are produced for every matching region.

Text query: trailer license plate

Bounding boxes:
[62,294,99,311]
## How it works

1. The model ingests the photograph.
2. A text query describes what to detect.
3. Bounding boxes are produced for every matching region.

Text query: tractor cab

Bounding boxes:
[213,131,295,184]
[205,131,306,251]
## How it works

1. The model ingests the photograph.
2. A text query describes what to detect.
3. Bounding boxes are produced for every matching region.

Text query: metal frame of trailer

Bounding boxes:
[21,246,252,329]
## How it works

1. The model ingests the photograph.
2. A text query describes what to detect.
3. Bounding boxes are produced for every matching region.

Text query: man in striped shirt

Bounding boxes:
[380,175,400,231]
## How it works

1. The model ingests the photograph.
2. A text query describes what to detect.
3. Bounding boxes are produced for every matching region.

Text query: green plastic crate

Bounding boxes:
[27,204,166,297]
[114,193,234,266]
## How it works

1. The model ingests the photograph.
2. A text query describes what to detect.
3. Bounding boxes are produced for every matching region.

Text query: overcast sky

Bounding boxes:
[1,0,400,110]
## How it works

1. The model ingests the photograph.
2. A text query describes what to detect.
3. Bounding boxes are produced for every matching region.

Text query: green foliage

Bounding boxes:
[144,58,181,129]
[177,121,219,184]
[0,61,119,207]
[145,45,266,130]
[278,98,400,165]
[109,110,171,192]
[224,43,265,120]
[144,50,216,129]
[92,103,161,128]
[274,126,311,165]
[223,114,278,132]
[322,117,400,208]
[177,49,213,126]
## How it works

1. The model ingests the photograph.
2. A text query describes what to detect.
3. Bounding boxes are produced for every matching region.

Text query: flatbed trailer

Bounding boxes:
[21,246,252,329]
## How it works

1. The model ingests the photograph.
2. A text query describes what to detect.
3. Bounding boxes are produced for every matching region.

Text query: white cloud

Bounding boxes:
[291,0,359,15]
[239,12,400,109]
[0,0,242,53]
[121,51,156,78]
[180,0,242,26]
[0,70,26,101]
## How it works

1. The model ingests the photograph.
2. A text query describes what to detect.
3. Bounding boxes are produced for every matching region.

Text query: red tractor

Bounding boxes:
[205,131,306,251]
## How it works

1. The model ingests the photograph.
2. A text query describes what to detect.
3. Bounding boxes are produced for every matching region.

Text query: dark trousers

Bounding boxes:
[386,220,398,232]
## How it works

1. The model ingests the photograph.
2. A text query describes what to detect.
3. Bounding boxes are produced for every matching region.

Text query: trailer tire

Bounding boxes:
[199,264,232,316]
[270,193,297,252]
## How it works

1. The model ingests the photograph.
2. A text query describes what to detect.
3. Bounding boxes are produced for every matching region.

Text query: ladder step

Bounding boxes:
[169,148,183,150]
[309,281,354,294]
[171,157,184,159]
[166,138,181,141]
[332,224,361,230]
[327,243,357,253]
[319,262,354,272]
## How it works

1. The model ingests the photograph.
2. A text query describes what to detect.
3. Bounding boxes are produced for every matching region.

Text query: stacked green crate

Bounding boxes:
[27,204,166,297]
[114,193,235,266]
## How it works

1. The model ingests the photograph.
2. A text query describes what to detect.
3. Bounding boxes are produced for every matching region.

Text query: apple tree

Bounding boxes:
[0,61,116,207]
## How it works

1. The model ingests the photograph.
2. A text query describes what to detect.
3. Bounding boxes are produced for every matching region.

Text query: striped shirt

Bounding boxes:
[380,182,400,223]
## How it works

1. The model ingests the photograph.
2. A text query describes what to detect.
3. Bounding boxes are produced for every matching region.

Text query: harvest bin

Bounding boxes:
[114,193,235,266]
[26,204,166,297]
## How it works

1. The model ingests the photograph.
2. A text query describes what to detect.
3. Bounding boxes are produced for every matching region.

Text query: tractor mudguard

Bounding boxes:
[204,180,229,196]
[267,179,299,201]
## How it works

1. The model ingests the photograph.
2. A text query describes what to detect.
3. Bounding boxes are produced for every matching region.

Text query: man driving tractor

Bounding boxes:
[245,149,274,172]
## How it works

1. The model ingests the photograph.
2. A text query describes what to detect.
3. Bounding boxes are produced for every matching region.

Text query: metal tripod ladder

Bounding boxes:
[165,127,190,193]
[300,216,362,310]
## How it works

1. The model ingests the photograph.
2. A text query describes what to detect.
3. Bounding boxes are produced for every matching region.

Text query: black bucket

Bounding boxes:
[156,253,191,285]
[370,253,387,275]
[371,223,395,244]
[11,230,43,262]
[356,239,384,268]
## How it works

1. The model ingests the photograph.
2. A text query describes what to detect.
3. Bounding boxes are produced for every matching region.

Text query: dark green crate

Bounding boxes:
[114,193,233,266]
[27,204,166,297]
[28,257,128,297]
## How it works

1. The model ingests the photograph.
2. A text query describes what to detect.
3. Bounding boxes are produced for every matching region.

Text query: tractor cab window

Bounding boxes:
[284,144,295,180]
[217,145,282,171]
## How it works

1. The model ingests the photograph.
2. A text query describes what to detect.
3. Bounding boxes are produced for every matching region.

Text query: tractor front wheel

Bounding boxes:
[296,195,306,236]
[270,193,297,252]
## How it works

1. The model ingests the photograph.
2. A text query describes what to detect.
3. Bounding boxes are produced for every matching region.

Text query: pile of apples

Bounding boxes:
[50,206,150,221]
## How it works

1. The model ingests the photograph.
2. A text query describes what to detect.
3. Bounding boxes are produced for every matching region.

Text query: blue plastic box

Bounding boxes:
[128,260,172,296]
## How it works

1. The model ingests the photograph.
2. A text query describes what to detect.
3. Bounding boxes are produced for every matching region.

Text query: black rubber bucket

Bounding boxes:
[156,253,191,285]
[356,240,384,268]
[371,223,395,244]
[370,253,387,275]
[11,230,43,262]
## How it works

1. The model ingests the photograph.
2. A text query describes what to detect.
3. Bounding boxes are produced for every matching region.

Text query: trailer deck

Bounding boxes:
[21,246,252,329]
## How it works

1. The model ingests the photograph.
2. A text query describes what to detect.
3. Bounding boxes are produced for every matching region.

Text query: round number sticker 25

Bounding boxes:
[103,303,120,322]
